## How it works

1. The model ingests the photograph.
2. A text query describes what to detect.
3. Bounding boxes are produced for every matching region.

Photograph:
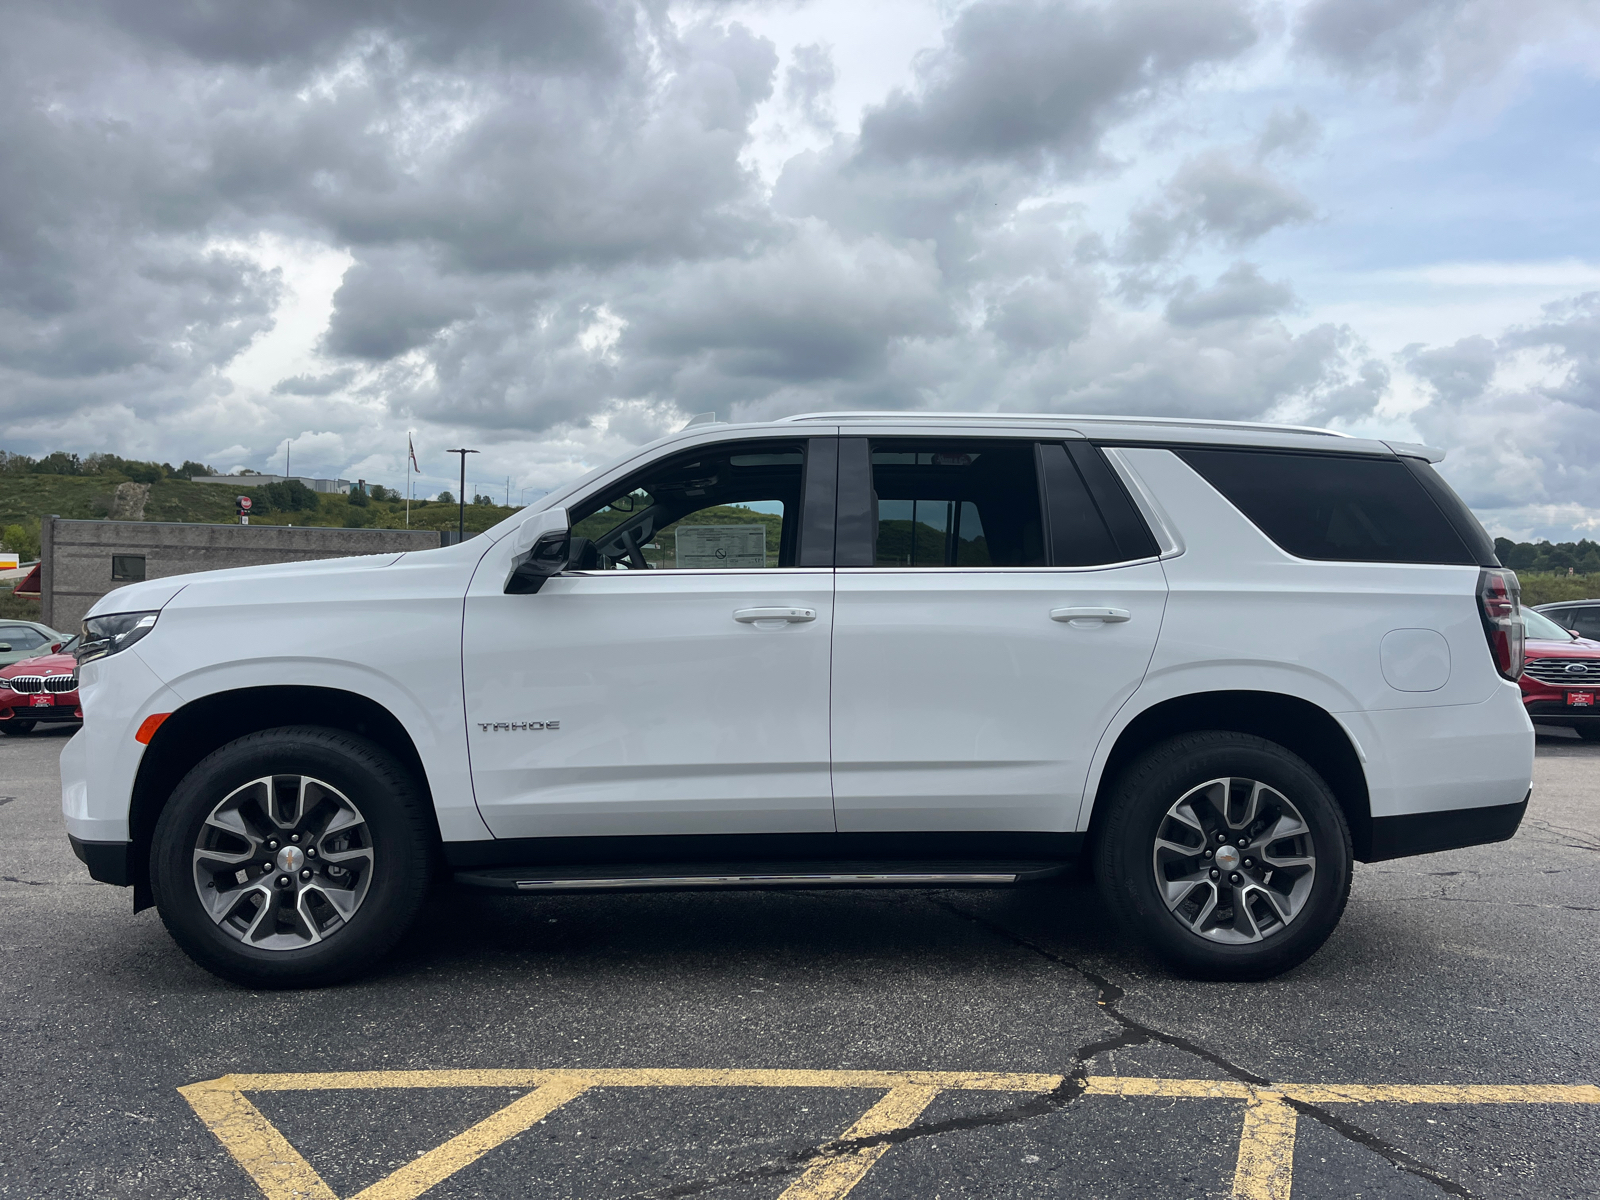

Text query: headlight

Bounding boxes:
[79,611,160,665]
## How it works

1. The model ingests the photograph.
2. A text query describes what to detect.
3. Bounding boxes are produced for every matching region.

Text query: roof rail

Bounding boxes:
[774,411,1348,437]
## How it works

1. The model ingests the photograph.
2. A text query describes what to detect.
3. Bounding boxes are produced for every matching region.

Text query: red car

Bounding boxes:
[0,636,81,736]
[1520,608,1600,740]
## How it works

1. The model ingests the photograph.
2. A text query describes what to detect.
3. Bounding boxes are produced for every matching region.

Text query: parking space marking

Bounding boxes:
[180,1070,1600,1200]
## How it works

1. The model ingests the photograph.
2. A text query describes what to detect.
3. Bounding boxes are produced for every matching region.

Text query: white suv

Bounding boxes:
[61,414,1534,987]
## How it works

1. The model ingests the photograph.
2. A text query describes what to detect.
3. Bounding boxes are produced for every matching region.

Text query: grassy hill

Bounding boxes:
[0,474,519,536]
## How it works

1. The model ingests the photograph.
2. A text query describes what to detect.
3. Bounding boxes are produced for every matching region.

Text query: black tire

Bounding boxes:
[0,719,37,736]
[151,726,435,988]
[1093,732,1353,980]
[1573,725,1600,743]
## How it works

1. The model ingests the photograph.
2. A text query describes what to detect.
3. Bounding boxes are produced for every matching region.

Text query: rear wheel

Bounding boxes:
[150,727,435,988]
[0,719,37,736]
[1094,732,1352,980]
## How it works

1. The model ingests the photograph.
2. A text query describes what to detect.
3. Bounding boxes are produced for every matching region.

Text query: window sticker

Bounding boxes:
[675,525,767,569]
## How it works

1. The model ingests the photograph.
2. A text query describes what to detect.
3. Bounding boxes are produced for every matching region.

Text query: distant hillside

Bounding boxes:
[0,473,518,537]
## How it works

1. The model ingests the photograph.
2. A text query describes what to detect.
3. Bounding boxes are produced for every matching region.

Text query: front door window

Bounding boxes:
[570,442,805,570]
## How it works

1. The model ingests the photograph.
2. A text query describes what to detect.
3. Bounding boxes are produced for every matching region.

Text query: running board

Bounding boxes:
[453,860,1069,893]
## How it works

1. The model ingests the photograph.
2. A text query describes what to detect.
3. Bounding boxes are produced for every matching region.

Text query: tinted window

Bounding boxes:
[112,554,146,581]
[1567,607,1600,640]
[1039,443,1159,565]
[1178,449,1475,565]
[569,440,807,570]
[869,440,1044,567]
[0,626,47,650]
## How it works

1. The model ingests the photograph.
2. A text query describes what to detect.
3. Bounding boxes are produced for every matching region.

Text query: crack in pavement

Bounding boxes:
[608,894,1477,1200]
[932,898,1477,1199]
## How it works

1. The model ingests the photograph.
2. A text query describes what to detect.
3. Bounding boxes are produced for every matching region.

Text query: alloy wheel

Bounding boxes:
[191,774,375,950]
[1150,776,1317,944]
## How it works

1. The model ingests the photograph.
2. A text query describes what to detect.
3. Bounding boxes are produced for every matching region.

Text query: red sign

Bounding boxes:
[237,496,253,511]
[1567,692,1594,707]
[30,695,51,707]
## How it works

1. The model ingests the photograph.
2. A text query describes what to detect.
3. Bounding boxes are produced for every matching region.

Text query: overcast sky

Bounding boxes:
[4,0,1600,536]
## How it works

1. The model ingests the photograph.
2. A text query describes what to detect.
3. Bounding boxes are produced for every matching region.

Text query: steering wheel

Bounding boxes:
[617,528,650,570]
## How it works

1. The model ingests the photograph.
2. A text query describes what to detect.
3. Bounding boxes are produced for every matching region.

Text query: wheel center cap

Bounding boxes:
[276,846,305,873]
[1214,844,1241,870]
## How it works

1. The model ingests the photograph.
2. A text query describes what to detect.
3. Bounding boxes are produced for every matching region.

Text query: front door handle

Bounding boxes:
[1051,607,1132,624]
[733,607,817,624]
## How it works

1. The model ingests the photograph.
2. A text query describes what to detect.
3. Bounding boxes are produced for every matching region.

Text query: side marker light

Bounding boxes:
[135,713,172,744]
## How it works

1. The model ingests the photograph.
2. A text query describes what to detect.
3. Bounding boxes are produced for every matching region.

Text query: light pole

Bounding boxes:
[445,448,478,541]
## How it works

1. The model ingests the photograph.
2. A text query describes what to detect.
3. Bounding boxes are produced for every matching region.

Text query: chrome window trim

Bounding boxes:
[835,560,1163,575]
[1101,447,1184,560]
[560,567,836,577]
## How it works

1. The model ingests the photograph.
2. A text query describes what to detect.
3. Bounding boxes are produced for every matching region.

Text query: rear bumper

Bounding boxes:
[1363,793,1529,862]
[68,835,135,886]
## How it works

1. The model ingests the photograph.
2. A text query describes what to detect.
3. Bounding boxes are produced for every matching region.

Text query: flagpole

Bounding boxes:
[405,431,412,528]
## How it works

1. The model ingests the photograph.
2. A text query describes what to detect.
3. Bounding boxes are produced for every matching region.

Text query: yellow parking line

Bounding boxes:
[778,1086,942,1200]
[1085,1076,1253,1100]
[1231,1094,1297,1200]
[177,1080,337,1200]
[179,1070,1600,1200]
[349,1078,592,1200]
[218,1068,1065,1093]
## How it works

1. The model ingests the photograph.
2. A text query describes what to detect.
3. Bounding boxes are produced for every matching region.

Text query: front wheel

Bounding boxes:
[1573,725,1600,743]
[0,719,37,736]
[150,727,435,988]
[1094,732,1353,980]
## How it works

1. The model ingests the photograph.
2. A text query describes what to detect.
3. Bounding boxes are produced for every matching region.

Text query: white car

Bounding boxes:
[61,414,1534,987]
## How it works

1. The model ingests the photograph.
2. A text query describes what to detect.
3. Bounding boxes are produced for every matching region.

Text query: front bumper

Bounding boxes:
[1524,700,1600,724]
[0,699,81,721]
[68,835,135,886]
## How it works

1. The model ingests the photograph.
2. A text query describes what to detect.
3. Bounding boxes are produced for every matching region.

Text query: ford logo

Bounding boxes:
[1564,662,1592,674]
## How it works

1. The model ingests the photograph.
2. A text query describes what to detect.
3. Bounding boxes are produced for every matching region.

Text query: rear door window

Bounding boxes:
[868,440,1044,567]
[1177,449,1476,565]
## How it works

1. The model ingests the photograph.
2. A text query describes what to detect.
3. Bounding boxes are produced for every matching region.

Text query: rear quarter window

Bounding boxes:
[1177,448,1477,565]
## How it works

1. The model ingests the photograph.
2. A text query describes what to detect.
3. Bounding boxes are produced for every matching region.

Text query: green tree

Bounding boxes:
[437,490,454,504]
[259,479,319,512]
[1,521,40,561]
[31,451,82,475]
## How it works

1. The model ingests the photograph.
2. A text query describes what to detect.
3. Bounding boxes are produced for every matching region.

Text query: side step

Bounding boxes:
[453,860,1070,893]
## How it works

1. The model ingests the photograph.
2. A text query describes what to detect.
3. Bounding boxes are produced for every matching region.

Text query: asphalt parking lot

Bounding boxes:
[1,728,1596,1200]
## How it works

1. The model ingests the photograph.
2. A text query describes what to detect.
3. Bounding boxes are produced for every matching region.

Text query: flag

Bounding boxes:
[408,434,420,474]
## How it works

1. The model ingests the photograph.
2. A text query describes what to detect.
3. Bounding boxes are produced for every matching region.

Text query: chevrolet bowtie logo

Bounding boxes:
[479,721,560,731]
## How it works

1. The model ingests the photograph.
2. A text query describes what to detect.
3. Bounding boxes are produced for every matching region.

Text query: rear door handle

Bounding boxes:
[733,607,817,624]
[1051,607,1131,624]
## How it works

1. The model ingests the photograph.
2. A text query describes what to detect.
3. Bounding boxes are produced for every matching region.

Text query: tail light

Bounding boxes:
[1478,568,1524,681]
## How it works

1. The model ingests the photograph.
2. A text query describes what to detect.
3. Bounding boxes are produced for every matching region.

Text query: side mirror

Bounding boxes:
[505,508,570,595]
[50,643,62,653]
[0,644,10,652]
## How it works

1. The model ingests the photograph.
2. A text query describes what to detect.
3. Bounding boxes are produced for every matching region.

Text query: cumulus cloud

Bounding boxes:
[858,0,1256,169]
[0,0,1590,537]
[785,43,837,131]
[1121,151,1315,265]
[1294,0,1598,100]
[1165,263,1297,327]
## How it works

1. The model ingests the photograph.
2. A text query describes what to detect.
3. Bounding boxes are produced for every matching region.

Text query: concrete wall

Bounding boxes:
[41,518,441,633]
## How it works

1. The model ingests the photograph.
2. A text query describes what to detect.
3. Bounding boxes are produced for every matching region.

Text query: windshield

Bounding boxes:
[1524,609,1577,641]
